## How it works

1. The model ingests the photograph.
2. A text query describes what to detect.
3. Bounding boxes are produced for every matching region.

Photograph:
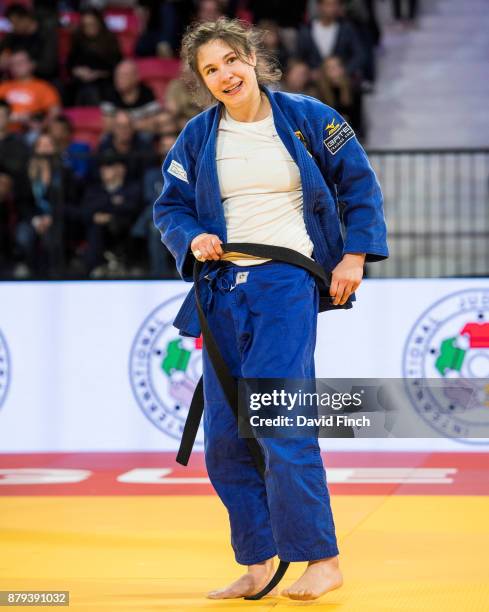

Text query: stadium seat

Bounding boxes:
[105,9,140,57]
[64,107,103,149]
[135,58,181,101]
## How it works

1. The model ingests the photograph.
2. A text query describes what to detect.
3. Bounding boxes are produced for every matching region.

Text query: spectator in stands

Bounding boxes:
[342,0,377,85]
[132,131,178,276]
[66,8,122,106]
[0,3,58,81]
[49,115,92,181]
[281,59,320,98]
[135,0,191,57]
[154,109,180,136]
[101,59,161,134]
[196,0,225,22]
[15,132,81,277]
[0,169,15,276]
[316,55,364,138]
[98,110,149,181]
[0,50,61,139]
[298,0,365,81]
[82,152,141,277]
[257,19,290,72]
[249,0,308,55]
[0,100,30,200]
[164,79,201,121]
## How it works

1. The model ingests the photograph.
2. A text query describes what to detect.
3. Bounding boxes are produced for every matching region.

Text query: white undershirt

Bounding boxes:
[311,20,339,59]
[216,109,313,266]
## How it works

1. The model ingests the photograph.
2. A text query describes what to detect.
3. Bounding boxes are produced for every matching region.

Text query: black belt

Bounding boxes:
[176,243,331,600]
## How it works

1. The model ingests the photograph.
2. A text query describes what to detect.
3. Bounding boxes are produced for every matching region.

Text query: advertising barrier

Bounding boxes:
[0,279,488,452]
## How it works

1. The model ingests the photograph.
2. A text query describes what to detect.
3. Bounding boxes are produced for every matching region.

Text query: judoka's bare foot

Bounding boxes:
[207,557,278,599]
[282,556,343,601]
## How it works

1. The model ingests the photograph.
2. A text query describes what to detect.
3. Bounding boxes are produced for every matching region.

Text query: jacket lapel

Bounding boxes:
[198,104,228,240]
[263,87,316,214]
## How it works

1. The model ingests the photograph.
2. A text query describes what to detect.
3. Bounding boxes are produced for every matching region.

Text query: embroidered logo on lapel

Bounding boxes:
[167,160,189,183]
[294,130,312,157]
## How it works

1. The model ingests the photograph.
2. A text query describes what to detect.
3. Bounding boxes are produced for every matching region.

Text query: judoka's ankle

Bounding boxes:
[308,555,339,568]
[248,557,274,576]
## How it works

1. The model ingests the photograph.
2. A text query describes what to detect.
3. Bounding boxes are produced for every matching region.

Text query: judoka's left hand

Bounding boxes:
[330,253,365,305]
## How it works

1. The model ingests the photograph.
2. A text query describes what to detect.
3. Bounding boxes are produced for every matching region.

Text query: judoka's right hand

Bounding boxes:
[191,233,223,261]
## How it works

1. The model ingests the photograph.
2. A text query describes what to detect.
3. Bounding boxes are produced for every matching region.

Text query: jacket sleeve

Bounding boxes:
[313,104,388,262]
[153,127,208,281]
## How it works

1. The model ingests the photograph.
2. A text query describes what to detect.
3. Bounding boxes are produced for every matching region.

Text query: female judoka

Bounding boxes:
[154,17,388,601]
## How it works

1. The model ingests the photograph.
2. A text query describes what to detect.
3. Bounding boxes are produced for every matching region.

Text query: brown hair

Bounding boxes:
[316,56,353,108]
[180,17,281,107]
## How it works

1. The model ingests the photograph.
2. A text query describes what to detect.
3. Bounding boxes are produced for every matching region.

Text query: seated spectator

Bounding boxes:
[256,19,290,71]
[281,59,320,97]
[195,0,225,22]
[135,0,189,58]
[66,8,122,106]
[0,169,15,275]
[14,132,81,277]
[248,1,307,56]
[98,110,150,181]
[49,115,92,181]
[0,3,58,81]
[316,55,364,138]
[342,0,377,85]
[0,51,61,135]
[165,78,201,121]
[132,131,178,277]
[101,60,161,134]
[0,100,30,200]
[298,0,366,82]
[82,152,141,277]
[153,109,180,136]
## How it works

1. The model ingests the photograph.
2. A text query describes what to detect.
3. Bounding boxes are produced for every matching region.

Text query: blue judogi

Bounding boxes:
[153,87,388,564]
[154,86,388,338]
[202,261,338,563]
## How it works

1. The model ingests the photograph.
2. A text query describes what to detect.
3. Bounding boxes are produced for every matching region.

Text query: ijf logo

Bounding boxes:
[129,296,203,443]
[403,288,489,443]
[0,328,11,409]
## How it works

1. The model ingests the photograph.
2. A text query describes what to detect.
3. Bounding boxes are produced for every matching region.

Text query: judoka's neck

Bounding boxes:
[224,90,271,123]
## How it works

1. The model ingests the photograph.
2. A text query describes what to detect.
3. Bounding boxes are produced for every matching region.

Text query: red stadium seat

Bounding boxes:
[105,10,140,58]
[135,58,181,101]
[64,107,103,149]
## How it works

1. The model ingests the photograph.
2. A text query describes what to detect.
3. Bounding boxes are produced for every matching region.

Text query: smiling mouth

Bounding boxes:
[223,81,243,94]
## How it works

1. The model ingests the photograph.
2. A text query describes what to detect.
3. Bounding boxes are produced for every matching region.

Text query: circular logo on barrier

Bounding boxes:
[129,295,203,443]
[403,288,489,443]
[0,329,11,409]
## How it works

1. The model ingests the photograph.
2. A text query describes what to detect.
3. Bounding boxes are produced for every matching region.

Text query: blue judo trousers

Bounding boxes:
[201,260,339,565]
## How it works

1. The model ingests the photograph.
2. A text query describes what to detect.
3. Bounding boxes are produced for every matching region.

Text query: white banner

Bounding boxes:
[0,279,488,452]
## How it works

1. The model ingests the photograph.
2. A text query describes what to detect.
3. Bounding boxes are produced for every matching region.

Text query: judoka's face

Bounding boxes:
[197,39,259,108]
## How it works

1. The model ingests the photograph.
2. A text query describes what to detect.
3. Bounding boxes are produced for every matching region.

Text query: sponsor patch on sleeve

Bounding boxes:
[167,159,189,183]
[323,122,355,155]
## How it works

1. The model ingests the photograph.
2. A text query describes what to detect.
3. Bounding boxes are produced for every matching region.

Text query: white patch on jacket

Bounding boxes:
[167,160,188,183]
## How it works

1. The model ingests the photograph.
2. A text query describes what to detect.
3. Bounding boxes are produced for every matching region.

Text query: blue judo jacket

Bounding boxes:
[153,87,388,337]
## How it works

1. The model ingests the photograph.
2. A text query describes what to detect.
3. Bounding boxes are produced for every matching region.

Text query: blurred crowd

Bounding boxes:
[0,0,418,280]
